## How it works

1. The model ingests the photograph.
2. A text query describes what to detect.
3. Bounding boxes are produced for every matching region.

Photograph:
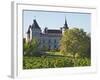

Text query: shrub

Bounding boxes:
[23,38,41,56]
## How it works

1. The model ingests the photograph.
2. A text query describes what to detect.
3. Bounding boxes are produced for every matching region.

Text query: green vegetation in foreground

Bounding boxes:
[23,54,91,69]
[23,28,91,69]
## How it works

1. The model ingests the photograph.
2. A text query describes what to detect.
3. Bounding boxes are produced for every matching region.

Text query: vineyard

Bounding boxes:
[23,55,90,69]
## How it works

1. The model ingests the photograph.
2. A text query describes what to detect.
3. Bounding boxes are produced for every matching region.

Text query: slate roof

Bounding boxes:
[31,19,41,29]
[27,18,69,35]
[46,29,62,34]
[63,17,69,29]
[40,33,62,37]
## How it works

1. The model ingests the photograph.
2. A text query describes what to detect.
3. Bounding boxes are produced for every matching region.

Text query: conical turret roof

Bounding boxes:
[63,17,69,29]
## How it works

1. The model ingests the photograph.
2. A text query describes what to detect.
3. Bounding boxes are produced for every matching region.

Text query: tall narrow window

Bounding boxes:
[43,39,45,43]
[48,39,51,43]
[54,45,56,49]
[54,39,56,43]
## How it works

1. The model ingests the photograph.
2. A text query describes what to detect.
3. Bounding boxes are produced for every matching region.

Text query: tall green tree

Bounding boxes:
[23,38,40,56]
[60,28,90,58]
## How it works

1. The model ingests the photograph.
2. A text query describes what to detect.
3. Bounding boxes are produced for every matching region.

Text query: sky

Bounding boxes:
[23,10,91,37]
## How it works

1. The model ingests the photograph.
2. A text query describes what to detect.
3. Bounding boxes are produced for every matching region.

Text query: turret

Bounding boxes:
[62,17,69,33]
[31,19,41,38]
[26,25,31,43]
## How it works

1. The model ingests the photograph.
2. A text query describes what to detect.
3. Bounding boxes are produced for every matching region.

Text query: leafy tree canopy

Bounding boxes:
[23,38,40,56]
[60,28,90,58]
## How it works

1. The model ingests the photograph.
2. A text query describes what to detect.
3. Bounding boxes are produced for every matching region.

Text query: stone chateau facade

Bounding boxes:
[26,18,69,50]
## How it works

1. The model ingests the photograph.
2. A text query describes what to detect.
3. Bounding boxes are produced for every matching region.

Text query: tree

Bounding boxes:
[23,38,40,56]
[60,28,90,58]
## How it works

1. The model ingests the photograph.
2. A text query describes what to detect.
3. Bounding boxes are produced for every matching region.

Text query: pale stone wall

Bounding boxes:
[26,26,62,50]
[39,34,61,50]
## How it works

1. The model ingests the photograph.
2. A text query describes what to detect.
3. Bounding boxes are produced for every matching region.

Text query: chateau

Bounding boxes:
[26,18,69,50]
